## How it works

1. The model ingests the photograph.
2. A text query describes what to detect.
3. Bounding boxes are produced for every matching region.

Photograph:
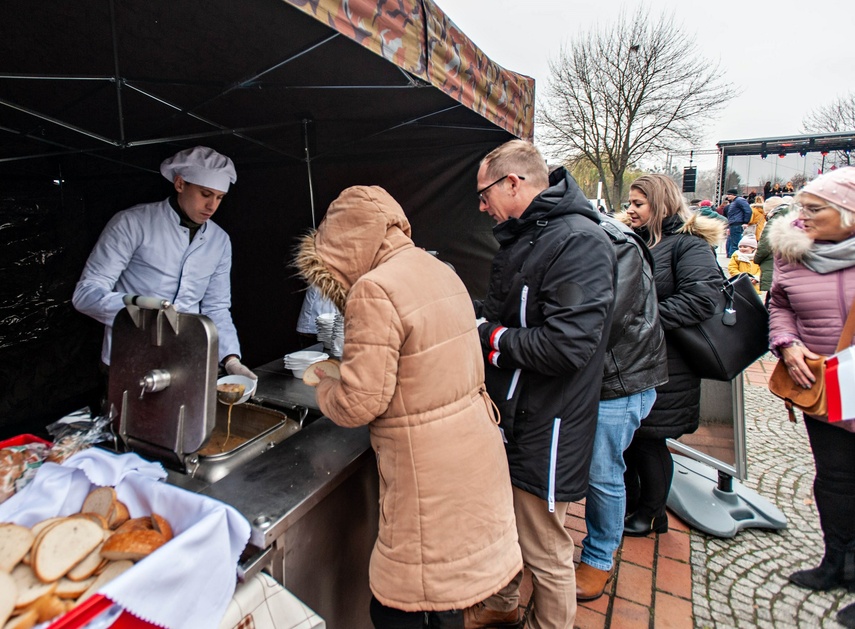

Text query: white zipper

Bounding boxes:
[506,285,529,400]
[519,285,529,328]
[548,417,561,513]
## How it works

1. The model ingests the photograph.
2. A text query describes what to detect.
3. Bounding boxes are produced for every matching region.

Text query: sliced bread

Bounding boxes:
[302,359,341,386]
[10,564,56,609]
[29,593,67,624]
[3,608,38,629]
[79,487,116,520]
[101,529,167,562]
[0,572,16,627]
[150,514,173,541]
[112,516,153,536]
[31,518,103,583]
[55,576,95,599]
[65,536,107,582]
[0,524,34,573]
[76,560,133,605]
[108,500,130,530]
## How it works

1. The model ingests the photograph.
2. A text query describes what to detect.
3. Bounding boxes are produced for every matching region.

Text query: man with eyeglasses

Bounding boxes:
[464,140,616,629]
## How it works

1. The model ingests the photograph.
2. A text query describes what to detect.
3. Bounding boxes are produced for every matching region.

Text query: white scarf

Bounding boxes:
[737,251,755,263]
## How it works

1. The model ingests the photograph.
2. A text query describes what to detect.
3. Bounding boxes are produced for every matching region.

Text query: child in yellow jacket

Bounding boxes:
[728,235,761,293]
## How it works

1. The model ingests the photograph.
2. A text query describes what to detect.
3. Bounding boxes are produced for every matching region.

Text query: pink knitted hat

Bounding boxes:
[800,167,855,213]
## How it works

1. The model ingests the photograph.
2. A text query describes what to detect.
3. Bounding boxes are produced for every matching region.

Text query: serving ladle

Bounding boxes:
[216,383,246,451]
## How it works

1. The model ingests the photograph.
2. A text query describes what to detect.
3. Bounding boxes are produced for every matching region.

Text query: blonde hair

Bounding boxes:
[629,174,692,247]
[481,140,549,189]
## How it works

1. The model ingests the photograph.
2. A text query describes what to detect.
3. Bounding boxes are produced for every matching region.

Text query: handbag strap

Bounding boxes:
[837,297,855,353]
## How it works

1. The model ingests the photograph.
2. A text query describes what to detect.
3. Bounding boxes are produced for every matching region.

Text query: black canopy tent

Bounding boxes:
[0,0,534,433]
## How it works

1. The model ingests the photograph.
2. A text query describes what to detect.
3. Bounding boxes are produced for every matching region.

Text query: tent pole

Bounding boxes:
[108,0,126,147]
[303,118,316,228]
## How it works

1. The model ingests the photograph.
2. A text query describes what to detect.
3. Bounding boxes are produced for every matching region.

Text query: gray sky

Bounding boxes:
[434,0,855,170]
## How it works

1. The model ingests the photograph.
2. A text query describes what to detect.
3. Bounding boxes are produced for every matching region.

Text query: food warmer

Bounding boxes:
[107,297,306,483]
[106,298,379,629]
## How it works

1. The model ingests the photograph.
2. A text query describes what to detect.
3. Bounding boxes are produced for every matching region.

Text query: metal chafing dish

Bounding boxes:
[107,297,307,483]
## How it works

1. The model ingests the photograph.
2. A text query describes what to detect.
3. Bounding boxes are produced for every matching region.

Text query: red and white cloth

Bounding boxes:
[827,347,855,422]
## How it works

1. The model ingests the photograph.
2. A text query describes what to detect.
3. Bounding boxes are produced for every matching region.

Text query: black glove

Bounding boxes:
[478,321,509,368]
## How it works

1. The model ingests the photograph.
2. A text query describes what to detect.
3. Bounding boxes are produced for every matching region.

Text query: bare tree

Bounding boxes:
[802,92,855,167]
[537,7,732,210]
[803,92,855,133]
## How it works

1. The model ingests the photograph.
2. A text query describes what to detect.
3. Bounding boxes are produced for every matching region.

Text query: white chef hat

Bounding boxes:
[160,146,237,192]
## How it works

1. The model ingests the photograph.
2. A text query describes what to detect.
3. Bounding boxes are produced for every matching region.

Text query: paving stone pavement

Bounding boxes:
[690,360,852,629]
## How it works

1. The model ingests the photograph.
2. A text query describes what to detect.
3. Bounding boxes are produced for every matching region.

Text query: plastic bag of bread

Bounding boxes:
[45,415,112,464]
[0,443,49,504]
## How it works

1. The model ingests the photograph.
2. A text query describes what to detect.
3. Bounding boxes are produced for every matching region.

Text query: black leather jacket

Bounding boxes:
[598,218,668,400]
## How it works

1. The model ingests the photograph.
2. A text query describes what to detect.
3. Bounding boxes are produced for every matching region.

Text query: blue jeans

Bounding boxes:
[726,223,743,257]
[581,389,657,570]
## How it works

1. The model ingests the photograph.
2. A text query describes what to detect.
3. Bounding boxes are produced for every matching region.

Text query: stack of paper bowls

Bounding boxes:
[316,313,345,355]
[283,350,329,378]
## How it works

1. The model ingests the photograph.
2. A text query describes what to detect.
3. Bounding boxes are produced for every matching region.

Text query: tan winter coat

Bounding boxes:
[294,186,521,612]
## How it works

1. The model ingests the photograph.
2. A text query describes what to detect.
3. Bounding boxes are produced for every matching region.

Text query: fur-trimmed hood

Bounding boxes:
[293,186,413,312]
[613,211,725,248]
[766,210,813,263]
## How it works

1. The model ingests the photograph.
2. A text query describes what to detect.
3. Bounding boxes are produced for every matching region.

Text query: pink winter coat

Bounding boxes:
[768,215,855,355]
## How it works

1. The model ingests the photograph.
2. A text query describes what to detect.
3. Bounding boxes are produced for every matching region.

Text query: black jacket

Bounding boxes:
[475,168,616,503]
[632,213,723,439]
[598,218,668,400]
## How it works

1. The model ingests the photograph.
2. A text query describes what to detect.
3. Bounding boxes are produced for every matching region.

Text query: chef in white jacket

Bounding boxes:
[73,146,256,379]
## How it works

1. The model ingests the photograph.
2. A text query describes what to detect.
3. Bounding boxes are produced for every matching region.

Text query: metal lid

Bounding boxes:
[108,303,218,459]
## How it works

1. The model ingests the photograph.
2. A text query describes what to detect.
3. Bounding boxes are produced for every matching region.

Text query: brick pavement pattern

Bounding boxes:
[514,355,851,628]
[690,356,854,629]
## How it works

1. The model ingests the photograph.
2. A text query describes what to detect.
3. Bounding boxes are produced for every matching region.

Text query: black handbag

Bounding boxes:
[667,273,769,381]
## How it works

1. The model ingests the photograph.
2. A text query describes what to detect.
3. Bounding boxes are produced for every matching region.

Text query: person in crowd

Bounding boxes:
[771,182,783,197]
[575,216,668,602]
[620,174,723,536]
[466,140,615,628]
[73,146,256,380]
[696,199,728,224]
[747,191,757,205]
[766,167,855,629]
[295,283,339,348]
[296,185,522,628]
[784,181,796,193]
[696,199,727,253]
[727,235,761,292]
[764,181,773,200]
[725,188,753,257]
[745,196,767,240]
[754,196,789,304]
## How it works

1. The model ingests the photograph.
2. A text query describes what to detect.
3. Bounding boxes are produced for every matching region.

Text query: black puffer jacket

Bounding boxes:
[475,168,616,503]
[626,213,723,439]
[599,218,668,399]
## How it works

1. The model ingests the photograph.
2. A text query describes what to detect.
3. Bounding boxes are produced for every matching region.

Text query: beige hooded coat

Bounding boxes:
[294,186,521,612]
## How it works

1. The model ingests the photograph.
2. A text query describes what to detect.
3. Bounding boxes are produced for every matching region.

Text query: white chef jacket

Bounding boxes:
[72,198,241,365]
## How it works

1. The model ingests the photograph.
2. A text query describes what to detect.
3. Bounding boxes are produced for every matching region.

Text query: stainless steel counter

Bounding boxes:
[202,416,371,548]
[185,354,377,629]
[252,355,323,414]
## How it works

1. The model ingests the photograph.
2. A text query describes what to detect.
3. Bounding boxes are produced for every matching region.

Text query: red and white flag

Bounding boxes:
[826,347,855,422]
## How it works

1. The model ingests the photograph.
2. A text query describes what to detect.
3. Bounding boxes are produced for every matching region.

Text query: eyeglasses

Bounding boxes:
[477,175,525,204]
[795,202,833,218]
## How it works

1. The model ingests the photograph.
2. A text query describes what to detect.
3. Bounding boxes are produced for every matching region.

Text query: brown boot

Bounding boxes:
[462,602,522,628]
[575,561,615,601]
